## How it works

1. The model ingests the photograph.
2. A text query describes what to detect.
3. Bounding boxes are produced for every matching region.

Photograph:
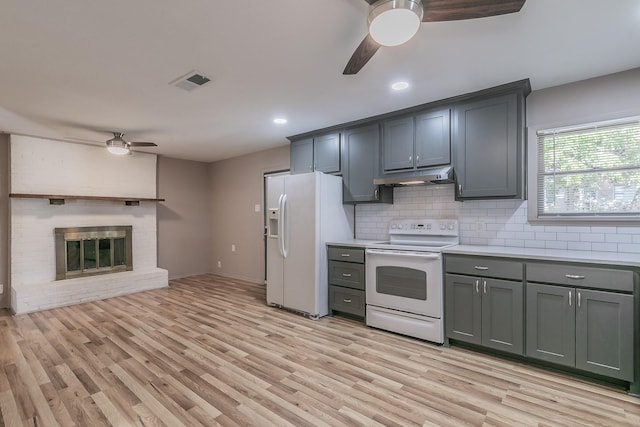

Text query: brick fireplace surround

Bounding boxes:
[9,135,168,314]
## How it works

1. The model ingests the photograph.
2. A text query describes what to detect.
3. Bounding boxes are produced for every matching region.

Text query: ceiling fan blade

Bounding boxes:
[422,0,526,22]
[128,142,158,147]
[343,34,381,75]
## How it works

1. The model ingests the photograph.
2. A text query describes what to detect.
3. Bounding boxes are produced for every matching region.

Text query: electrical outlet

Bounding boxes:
[231,244,236,252]
[217,261,221,268]
[476,221,484,232]
[254,204,261,213]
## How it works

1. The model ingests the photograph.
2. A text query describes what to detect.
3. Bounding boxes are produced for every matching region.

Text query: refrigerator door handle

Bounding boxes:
[281,194,288,259]
[277,194,285,258]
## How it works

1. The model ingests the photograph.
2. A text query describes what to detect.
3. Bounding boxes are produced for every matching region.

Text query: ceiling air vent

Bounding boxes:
[169,71,213,91]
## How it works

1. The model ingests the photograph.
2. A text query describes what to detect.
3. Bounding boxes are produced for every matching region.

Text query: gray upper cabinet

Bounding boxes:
[290,138,314,174]
[382,108,451,173]
[314,133,341,174]
[383,116,414,171]
[453,91,525,199]
[290,133,341,175]
[342,124,392,204]
[415,109,451,168]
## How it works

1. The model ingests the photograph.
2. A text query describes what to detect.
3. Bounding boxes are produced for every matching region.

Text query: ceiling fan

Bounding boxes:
[343,0,527,75]
[106,132,158,155]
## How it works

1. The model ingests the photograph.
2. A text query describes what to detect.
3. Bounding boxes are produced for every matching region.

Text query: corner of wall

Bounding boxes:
[0,134,10,308]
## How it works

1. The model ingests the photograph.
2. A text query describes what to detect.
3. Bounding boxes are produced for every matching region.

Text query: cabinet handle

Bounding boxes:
[342,273,352,277]
[340,253,350,257]
[565,274,585,280]
[474,266,489,271]
[483,280,487,294]
[578,291,581,308]
[409,155,412,162]
[416,155,420,161]
[569,290,572,306]
[475,279,479,293]
[458,184,462,195]
[343,299,352,303]
[374,188,379,199]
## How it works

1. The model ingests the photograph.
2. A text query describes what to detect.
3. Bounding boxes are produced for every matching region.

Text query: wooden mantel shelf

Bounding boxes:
[10,193,165,205]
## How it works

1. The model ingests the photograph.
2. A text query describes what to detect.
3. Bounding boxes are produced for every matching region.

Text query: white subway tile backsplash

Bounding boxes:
[580,233,605,242]
[355,184,639,254]
[568,241,592,251]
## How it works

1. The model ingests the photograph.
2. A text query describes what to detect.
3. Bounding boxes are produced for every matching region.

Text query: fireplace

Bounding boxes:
[55,226,133,280]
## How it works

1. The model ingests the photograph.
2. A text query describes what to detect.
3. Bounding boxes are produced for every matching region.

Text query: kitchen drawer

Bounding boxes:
[329,286,365,317]
[328,246,365,263]
[445,255,523,281]
[527,263,634,292]
[329,261,365,290]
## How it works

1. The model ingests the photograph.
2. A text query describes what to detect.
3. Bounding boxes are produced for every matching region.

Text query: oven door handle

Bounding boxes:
[366,249,441,259]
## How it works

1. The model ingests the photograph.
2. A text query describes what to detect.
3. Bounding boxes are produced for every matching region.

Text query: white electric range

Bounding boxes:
[365,218,459,343]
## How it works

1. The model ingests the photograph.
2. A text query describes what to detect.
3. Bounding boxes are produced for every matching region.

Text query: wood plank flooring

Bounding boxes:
[1,274,639,426]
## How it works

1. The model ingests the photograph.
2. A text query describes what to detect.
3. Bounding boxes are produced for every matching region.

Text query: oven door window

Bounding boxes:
[376,266,427,300]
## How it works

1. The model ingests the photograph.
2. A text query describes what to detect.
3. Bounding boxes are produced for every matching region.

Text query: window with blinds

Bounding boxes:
[536,118,640,218]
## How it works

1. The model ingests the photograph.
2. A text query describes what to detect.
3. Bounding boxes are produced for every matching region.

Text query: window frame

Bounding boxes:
[528,116,640,225]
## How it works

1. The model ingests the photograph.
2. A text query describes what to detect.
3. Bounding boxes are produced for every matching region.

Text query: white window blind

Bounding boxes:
[537,118,640,217]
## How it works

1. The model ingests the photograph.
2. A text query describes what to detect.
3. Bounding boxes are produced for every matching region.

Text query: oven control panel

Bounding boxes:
[389,219,458,236]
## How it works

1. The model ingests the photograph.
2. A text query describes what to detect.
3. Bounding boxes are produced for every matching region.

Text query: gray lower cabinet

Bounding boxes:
[453,90,525,199]
[342,124,392,204]
[527,282,634,381]
[446,274,523,355]
[328,246,365,319]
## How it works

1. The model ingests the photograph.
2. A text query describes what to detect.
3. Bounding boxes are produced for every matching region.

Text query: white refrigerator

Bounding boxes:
[266,172,354,318]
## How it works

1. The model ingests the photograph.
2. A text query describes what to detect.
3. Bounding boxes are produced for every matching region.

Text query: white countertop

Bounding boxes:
[326,239,383,248]
[327,241,639,267]
[444,245,640,267]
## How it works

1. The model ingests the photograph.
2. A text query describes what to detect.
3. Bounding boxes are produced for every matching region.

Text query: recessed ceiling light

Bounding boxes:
[273,118,288,124]
[391,81,410,91]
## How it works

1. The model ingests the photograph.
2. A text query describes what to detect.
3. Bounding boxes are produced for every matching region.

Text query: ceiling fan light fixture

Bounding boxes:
[106,139,130,155]
[368,0,424,47]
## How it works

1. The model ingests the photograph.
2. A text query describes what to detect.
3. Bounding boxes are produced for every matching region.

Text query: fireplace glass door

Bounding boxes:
[56,226,132,280]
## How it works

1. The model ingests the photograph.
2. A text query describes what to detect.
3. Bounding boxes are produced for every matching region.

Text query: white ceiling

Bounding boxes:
[1,0,639,163]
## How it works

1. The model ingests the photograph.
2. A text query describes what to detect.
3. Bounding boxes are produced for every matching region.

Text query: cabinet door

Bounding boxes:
[415,109,450,168]
[343,124,383,203]
[314,133,341,174]
[526,283,575,367]
[382,116,414,171]
[481,278,523,355]
[454,93,520,198]
[575,289,634,381]
[290,138,314,174]
[445,274,481,345]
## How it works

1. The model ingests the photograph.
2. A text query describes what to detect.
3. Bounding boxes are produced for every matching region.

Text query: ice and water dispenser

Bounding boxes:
[267,208,279,238]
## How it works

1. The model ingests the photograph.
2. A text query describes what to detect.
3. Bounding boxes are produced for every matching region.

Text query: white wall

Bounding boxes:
[356,68,640,253]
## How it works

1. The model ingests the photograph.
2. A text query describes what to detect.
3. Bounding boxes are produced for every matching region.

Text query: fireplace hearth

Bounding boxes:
[55,226,133,280]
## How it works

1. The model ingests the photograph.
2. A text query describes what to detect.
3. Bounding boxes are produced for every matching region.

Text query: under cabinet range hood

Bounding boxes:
[374,165,455,186]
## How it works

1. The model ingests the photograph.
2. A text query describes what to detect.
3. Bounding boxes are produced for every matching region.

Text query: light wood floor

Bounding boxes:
[1,275,639,426]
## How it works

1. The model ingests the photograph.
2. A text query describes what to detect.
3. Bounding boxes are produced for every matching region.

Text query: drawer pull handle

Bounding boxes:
[343,299,352,303]
[565,274,585,280]
[341,253,351,257]
[342,273,352,277]
[474,266,489,271]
